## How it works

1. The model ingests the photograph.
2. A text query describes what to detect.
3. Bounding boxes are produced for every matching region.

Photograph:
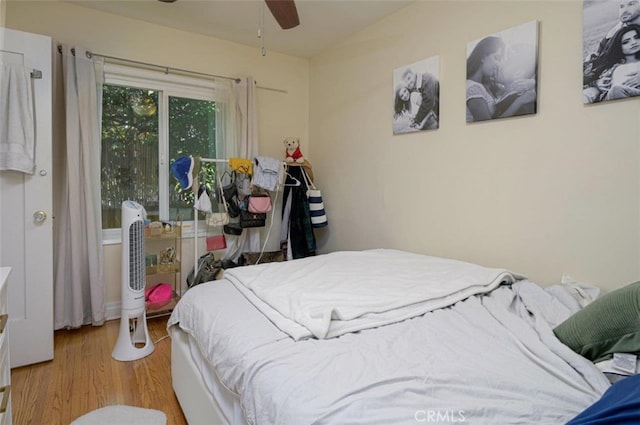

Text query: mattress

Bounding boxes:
[168,250,611,425]
[170,324,246,425]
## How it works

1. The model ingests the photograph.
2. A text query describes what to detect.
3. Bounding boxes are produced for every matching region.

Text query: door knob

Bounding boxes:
[33,210,47,223]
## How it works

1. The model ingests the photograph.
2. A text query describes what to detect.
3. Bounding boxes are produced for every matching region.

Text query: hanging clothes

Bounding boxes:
[229,157,253,175]
[282,165,316,259]
[253,156,282,191]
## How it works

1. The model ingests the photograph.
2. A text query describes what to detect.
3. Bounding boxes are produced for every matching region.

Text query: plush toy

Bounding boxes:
[284,137,305,164]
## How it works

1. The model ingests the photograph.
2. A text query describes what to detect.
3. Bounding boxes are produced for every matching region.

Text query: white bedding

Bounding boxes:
[224,249,525,339]
[168,250,610,425]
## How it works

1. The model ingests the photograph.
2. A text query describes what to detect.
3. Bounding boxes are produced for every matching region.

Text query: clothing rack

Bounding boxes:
[192,157,292,276]
[194,158,229,275]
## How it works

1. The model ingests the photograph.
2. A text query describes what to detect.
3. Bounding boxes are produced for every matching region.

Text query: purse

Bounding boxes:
[248,194,272,213]
[223,222,243,235]
[218,171,240,218]
[301,168,328,228]
[206,234,227,251]
[206,212,229,227]
[194,184,213,213]
[206,172,231,226]
[239,210,266,228]
[145,283,173,304]
[186,252,222,288]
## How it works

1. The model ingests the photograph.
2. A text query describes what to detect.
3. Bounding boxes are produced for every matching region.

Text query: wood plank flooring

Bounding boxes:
[10,316,187,425]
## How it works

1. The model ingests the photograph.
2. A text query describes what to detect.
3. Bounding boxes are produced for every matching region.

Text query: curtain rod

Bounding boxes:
[56,45,288,93]
[88,50,242,83]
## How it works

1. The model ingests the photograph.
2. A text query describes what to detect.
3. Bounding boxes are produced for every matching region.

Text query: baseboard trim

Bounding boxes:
[105,301,121,321]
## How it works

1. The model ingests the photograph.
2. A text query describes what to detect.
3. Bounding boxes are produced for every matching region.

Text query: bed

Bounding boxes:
[167,249,639,424]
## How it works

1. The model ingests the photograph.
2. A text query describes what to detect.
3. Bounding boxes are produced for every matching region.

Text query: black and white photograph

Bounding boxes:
[583,0,640,104]
[392,56,440,134]
[466,20,538,123]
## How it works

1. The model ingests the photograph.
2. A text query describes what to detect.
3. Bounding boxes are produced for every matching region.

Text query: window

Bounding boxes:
[100,64,229,239]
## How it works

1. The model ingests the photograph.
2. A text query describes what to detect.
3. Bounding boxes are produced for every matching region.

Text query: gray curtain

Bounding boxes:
[222,77,260,261]
[52,45,105,329]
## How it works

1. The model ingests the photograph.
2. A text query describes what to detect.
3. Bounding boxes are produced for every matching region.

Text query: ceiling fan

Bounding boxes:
[157,0,300,30]
[264,0,300,30]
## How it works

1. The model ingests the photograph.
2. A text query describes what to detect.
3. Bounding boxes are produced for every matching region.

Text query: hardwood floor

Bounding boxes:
[11,316,187,425]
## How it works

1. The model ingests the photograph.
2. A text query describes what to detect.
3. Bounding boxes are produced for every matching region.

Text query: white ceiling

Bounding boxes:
[67,0,414,58]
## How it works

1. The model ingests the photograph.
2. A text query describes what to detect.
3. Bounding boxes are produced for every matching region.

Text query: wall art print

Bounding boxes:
[466,20,538,123]
[392,56,440,134]
[583,0,640,104]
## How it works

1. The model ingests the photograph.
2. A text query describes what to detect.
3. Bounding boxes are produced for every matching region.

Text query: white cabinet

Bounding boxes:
[0,268,12,425]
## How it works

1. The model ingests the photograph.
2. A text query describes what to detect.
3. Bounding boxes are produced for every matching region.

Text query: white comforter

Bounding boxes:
[168,250,610,425]
[224,249,525,339]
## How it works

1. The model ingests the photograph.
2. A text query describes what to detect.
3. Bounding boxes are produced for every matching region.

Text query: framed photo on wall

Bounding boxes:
[466,20,538,123]
[392,56,440,134]
[583,0,640,104]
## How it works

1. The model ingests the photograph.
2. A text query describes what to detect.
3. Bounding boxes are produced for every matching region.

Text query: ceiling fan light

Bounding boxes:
[131,93,157,117]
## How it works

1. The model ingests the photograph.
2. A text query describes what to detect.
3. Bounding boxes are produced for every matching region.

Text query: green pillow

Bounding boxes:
[553,281,640,363]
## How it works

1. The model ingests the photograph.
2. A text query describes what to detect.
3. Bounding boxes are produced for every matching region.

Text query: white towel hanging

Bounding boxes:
[0,63,36,174]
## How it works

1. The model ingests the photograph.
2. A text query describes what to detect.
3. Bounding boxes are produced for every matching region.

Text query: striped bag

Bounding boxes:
[302,169,328,228]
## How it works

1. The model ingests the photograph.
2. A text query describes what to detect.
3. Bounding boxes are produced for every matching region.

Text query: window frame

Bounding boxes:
[101,64,221,244]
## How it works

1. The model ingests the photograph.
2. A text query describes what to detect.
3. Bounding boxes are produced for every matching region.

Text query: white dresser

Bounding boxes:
[0,268,12,425]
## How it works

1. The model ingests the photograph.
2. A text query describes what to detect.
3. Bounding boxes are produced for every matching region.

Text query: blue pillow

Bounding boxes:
[566,374,640,424]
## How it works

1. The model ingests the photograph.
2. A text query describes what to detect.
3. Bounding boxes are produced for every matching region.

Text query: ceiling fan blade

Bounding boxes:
[264,0,300,30]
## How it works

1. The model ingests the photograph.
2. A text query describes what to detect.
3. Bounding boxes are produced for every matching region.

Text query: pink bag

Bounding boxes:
[145,283,173,308]
[248,195,272,213]
[206,234,227,251]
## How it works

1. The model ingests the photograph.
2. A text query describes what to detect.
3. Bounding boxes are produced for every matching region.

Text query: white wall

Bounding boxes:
[309,1,640,291]
[7,0,640,302]
[0,0,6,28]
[5,1,309,307]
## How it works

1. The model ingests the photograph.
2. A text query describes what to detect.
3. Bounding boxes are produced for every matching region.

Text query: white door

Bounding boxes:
[0,27,54,368]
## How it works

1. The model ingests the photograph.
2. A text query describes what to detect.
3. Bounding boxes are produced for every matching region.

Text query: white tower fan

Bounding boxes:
[112,200,154,361]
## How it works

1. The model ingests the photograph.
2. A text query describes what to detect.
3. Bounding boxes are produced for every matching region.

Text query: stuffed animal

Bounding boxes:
[284,137,305,164]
